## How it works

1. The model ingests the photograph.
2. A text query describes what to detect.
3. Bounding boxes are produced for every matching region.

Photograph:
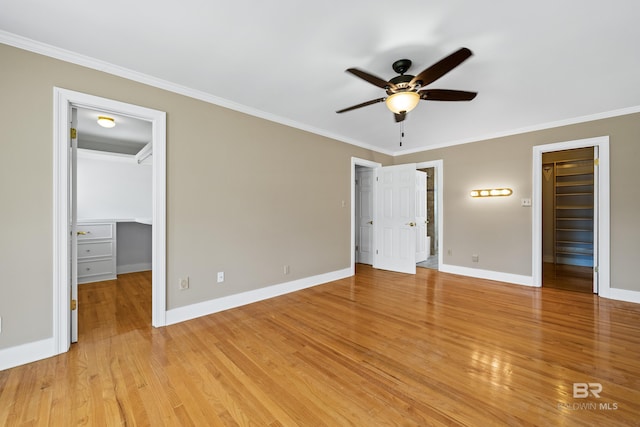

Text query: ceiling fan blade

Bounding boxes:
[419,89,477,101]
[346,68,394,90]
[336,97,386,114]
[394,113,406,123]
[410,47,473,87]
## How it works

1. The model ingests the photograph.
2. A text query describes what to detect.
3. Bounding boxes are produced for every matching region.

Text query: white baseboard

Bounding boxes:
[166,268,352,326]
[0,337,56,371]
[439,264,534,287]
[117,263,152,274]
[600,286,640,304]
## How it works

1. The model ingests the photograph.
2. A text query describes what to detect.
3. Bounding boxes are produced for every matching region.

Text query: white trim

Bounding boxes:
[7,30,637,158]
[532,136,610,295]
[439,264,534,287]
[136,142,153,164]
[393,106,640,156]
[350,158,383,274]
[0,338,56,372]
[166,268,351,325]
[602,288,640,304]
[53,88,167,358]
[416,160,444,271]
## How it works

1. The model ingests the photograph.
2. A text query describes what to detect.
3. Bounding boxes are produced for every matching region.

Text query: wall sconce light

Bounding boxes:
[470,188,513,197]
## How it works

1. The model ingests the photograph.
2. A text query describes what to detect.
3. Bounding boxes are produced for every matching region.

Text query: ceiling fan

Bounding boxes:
[336,47,477,122]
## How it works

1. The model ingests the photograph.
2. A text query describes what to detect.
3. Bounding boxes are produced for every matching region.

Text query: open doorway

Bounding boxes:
[532,136,610,296]
[75,107,154,335]
[53,88,166,355]
[351,158,443,274]
[542,147,594,293]
[416,166,439,270]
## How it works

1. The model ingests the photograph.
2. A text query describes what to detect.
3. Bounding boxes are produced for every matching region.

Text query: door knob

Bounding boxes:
[407,222,416,227]
[368,221,373,225]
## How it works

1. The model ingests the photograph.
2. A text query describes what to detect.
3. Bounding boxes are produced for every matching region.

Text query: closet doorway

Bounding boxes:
[53,88,167,354]
[542,147,594,293]
[533,136,610,296]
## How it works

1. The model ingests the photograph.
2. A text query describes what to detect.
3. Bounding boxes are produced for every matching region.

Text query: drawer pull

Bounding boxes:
[77,231,90,236]
[85,249,91,253]
[86,267,91,271]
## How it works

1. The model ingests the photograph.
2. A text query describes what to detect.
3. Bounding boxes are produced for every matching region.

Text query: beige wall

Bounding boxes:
[2,41,638,353]
[396,114,640,291]
[0,44,391,350]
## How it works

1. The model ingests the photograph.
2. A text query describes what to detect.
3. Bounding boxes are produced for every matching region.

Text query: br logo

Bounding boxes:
[573,383,602,398]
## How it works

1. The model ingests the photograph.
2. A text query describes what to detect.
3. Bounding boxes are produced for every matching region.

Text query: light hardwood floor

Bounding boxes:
[543,262,593,294]
[1,266,640,426]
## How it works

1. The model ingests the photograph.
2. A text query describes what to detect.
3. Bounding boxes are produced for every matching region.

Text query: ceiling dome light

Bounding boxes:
[385,91,420,114]
[97,116,115,128]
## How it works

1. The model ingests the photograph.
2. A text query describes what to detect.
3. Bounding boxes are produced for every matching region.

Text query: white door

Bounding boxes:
[415,171,428,263]
[373,164,417,274]
[356,168,375,265]
[70,108,79,342]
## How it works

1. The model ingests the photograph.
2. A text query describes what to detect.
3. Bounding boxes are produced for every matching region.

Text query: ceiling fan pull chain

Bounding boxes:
[400,121,405,146]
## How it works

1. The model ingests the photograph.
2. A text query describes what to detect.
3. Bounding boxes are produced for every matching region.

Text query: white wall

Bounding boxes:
[77,150,152,220]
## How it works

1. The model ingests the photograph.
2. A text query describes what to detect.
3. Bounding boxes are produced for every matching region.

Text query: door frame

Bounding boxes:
[532,136,610,293]
[351,158,382,274]
[350,158,444,274]
[416,160,444,271]
[53,87,167,354]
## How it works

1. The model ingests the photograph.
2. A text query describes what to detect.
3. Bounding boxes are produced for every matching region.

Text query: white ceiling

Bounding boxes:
[76,107,151,155]
[2,0,640,155]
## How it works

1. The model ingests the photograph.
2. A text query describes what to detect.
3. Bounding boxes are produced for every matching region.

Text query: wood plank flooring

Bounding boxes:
[1,266,640,426]
[542,262,593,293]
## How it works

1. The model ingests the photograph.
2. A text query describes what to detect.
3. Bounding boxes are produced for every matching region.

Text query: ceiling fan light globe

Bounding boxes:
[385,92,420,114]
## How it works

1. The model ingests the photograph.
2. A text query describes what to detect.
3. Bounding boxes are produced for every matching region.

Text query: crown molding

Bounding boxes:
[0,31,393,156]
[3,30,637,159]
[393,105,640,156]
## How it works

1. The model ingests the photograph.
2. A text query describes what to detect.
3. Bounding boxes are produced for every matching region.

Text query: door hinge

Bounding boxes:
[355,245,359,251]
[70,128,77,139]
[594,266,599,273]
[376,249,379,254]
[594,158,599,166]
[71,299,77,311]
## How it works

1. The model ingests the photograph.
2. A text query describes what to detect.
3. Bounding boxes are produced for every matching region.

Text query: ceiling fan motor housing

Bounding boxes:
[388,74,416,94]
[392,59,412,74]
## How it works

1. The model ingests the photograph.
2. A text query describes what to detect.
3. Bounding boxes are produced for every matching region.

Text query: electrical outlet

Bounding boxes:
[472,254,479,263]
[447,249,452,256]
[521,198,532,207]
[284,265,290,275]
[179,277,189,290]
[217,272,225,283]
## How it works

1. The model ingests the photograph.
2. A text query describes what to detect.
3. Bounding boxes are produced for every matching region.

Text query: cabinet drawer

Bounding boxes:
[78,259,115,278]
[77,223,113,240]
[78,242,113,259]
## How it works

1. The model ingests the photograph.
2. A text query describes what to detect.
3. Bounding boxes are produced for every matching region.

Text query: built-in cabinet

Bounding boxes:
[77,222,117,283]
[552,158,594,267]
